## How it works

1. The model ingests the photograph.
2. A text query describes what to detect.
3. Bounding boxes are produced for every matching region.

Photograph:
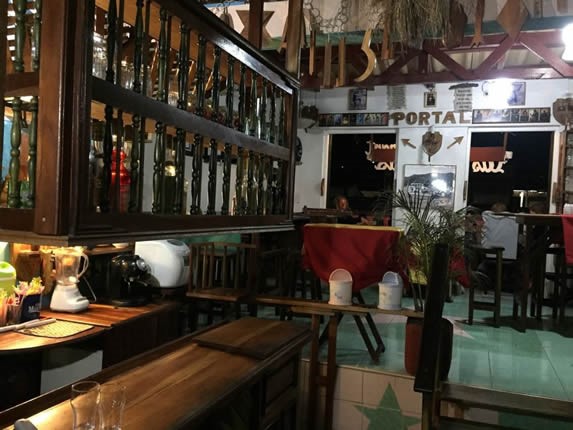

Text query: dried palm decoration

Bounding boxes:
[370,0,451,48]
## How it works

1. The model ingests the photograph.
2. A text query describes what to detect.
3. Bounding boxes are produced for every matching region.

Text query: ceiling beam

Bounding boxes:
[519,32,573,77]
[474,34,515,75]
[423,42,474,80]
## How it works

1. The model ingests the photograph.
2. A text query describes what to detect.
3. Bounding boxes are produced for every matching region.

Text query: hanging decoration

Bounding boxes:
[213,2,236,29]
[365,139,395,171]
[305,0,350,33]
[369,0,451,48]
[421,130,443,161]
[553,96,573,129]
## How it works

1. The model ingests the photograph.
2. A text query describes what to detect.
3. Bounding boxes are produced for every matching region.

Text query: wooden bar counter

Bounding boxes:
[0,318,311,430]
[0,302,181,410]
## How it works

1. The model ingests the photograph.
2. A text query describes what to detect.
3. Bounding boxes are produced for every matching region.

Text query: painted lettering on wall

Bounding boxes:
[318,110,472,128]
[472,161,507,173]
[366,142,396,170]
[389,111,471,126]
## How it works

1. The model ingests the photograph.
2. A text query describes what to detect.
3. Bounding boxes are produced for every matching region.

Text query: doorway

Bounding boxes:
[327,133,396,215]
[467,131,553,212]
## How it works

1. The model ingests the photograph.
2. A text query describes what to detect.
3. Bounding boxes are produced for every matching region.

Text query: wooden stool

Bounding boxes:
[468,246,503,327]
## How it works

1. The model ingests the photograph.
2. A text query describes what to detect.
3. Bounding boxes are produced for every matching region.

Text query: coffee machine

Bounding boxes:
[50,247,90,312]
[109,254,151,306]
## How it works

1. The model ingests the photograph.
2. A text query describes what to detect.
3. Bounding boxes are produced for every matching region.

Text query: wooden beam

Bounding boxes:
[248,0,263,49]
[92,78,290,160]
[418,51,428,74]
[95,0,298,90]
[5,71,39,97]
[285,0,303,76]
[474,34,515,75]
[519,32,573,77]
[322,42,332,88]
[423,42,474,80]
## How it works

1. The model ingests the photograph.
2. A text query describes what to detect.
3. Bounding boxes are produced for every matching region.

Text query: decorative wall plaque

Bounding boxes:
[421,131,443,161]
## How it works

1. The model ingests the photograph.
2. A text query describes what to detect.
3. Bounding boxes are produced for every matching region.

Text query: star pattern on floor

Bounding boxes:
[356,384,421,430]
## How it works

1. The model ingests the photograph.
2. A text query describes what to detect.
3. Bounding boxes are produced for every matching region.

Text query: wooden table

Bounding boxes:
[303,223,403,291]
[0,318,311,430]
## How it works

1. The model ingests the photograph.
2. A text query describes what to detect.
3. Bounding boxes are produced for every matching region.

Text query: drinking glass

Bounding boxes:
[98,383,126,430]
[70,381,100,430]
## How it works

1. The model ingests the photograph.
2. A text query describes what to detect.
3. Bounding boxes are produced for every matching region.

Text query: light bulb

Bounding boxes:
[562,23,573,61]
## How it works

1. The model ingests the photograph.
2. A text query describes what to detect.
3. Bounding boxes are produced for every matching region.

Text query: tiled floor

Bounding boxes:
[305,286,573,401]
[256,286,573,429]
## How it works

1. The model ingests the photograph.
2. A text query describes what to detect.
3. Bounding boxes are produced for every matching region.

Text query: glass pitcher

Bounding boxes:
[52,248,89,285]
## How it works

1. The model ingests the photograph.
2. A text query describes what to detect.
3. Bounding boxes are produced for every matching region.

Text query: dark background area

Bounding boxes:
[467,131,553,211]
[328,133,396,213]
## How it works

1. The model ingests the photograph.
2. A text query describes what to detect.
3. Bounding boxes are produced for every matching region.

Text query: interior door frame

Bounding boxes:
[467,125,561,212]
[321,127,398,208]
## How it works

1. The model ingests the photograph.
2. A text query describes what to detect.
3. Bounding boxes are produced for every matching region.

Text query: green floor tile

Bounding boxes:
[489,353,568,399]
[499,412,573,430]
[254,289,573,401]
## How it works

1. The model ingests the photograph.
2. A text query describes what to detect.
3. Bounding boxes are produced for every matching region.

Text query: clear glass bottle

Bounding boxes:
[92,33,107,79]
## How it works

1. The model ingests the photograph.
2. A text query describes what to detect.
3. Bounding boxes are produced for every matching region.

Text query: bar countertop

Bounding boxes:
[0,302,178,354]
[0,318,312,429]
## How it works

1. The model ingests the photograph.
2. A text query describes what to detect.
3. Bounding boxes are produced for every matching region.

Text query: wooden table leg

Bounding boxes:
[353,315,380,363]
[324,314,337,430]
[307,313,320,429]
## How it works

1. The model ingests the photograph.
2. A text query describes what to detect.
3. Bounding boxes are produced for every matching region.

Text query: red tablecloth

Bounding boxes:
[561,215,573,265]
[302,223,403,291]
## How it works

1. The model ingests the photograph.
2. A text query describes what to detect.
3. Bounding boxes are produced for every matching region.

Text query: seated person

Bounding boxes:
[333,195,374,225]
[491,201,508,213]
[473,202,521,293]
[528,201,546,214]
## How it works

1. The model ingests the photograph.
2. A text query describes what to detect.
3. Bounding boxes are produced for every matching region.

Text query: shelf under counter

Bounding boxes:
[0,318,311,430]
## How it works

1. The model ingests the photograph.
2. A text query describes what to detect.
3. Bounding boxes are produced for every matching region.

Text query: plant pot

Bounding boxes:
[404,317,453,379]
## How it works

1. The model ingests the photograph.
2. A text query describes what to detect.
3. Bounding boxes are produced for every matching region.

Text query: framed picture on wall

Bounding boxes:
[348,88,367,110]
[403,164,456,207]
[508,81,526,105]
[424,91,437,108]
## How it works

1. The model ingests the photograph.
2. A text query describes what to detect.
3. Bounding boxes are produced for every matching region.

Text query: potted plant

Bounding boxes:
[376,190,467,376]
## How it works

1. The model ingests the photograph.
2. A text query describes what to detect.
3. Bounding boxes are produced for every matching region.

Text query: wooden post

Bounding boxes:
[248,0,264,49]
[285,0,303,76]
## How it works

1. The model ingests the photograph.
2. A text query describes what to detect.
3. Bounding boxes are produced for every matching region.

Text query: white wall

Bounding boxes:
[297,78,570,212]
[293,131,326,211]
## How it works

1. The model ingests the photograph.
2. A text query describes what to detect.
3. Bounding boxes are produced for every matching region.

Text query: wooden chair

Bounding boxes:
[467,211,519,327]
[187,241,257,331]
[543,246,569,322]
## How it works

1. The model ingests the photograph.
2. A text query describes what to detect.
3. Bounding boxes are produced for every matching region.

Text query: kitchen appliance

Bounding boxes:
[0,261,16,295]
[50,248,90,313]
[109,254,151,306]
[134,240,190,287]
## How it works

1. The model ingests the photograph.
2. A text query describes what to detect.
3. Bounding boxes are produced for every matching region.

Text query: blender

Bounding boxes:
[50,247,90,312]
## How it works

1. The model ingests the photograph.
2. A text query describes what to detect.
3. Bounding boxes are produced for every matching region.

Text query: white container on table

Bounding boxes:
[378,271,403,310]
[328,269,353,306]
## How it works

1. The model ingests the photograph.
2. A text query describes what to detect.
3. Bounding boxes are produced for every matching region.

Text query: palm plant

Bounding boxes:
[376,190,467,286]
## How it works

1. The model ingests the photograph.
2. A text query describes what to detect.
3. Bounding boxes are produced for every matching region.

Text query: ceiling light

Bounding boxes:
[562,23,573,61]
